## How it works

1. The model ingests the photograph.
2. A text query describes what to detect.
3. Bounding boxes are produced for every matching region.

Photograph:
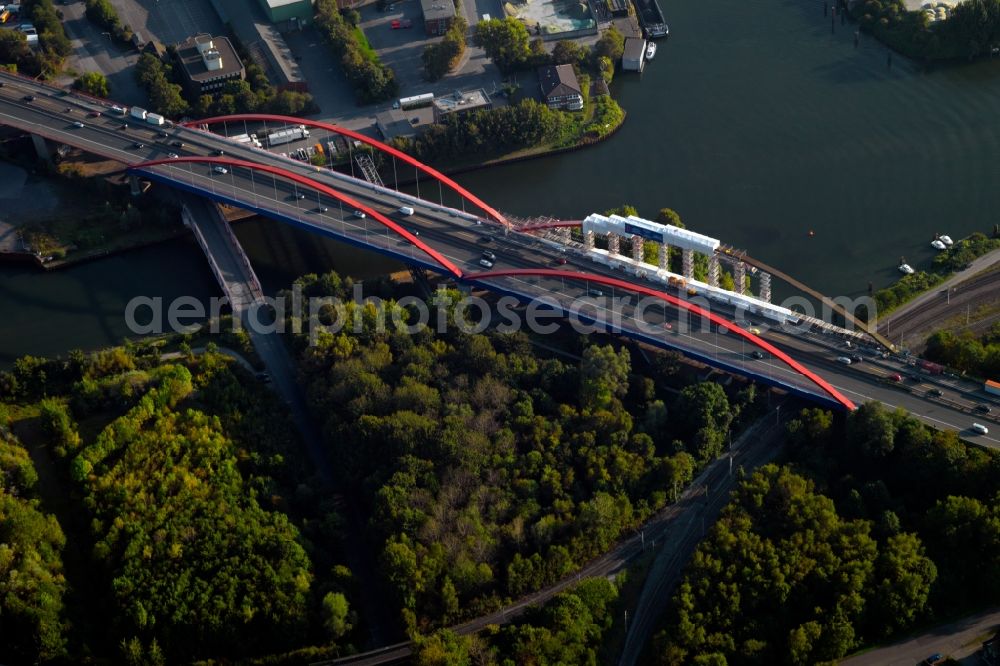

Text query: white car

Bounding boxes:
[479,258,494,268]
[167,152,179,158]
[972,423,989,435]
[836,356,852,365]
[353,210,366,219]
[212,166,228,175]
[397,206,414,216]
[71,121,84,128]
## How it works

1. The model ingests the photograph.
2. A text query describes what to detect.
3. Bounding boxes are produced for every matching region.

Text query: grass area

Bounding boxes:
[352,25,379,62]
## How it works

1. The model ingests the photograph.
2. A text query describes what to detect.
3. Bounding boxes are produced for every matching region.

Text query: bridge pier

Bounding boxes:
[608,232,620,255]
[682,248,694,279]
[129,174,142,197]
[558,227,571,244]
[708,253,720,288]
[584,229,595,251]
[30,134,51,164]
[734,261,747,295]
[759,271,772,302]
[632,234,643,262]
[658,243,669,270]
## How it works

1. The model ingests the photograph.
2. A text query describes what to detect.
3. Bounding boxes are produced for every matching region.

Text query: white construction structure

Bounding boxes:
[579,213,789,323]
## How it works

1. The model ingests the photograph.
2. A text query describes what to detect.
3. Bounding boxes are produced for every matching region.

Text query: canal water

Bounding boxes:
[5,0,1000,361]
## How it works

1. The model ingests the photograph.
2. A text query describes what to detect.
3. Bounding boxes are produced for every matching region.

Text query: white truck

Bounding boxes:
[129,106,148,121]
[230,132,263,148]
[265,126,310,147]
[145,112,165,126]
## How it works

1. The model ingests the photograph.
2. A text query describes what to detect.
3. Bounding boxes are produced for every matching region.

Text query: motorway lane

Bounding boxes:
[1,71,997,443]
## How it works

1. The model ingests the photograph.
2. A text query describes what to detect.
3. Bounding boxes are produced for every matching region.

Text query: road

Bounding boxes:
[616,411,788,666]
[0,71,998,449]
[839,607,1000,666]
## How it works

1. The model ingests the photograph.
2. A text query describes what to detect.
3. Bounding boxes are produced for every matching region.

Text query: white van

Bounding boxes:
[972,423,989,435]
[397,206,414,216]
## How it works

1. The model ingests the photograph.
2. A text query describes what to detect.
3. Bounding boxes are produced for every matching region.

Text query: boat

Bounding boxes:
[646,42,657,60]
[939,234,954,246]
[931,239,947,251]
[899,259,915,275]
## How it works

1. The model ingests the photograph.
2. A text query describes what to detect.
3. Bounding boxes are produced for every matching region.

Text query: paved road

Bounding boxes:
[839,607,1000,666]
[1,72,998,449]
[617,412,788,666]
[57,0,146,106]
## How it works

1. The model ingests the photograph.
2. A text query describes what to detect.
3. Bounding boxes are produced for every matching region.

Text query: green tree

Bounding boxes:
[552,39,585,66]
[473,17,532,72]
[321,592,352,640]
[867,532,937,635]
[74,71,110,97]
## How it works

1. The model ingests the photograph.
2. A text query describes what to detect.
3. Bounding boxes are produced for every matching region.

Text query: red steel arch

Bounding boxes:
[184,114,508,227]
[467,268,856,410]
[132,156,464,278]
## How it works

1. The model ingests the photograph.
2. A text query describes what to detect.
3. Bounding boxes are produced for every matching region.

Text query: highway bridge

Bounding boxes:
[0,70,997,445]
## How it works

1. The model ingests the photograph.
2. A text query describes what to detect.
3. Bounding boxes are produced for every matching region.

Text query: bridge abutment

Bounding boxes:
[30,134,51,164]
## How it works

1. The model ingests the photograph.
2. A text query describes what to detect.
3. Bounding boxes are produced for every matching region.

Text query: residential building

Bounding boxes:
[538,64,584,110]
[622,37,645,72]
[175,34,246,96]
[420,0,456,35]
[432,89,492,121]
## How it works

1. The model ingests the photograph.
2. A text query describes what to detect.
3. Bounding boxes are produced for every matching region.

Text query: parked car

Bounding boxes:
[390,18,412,28]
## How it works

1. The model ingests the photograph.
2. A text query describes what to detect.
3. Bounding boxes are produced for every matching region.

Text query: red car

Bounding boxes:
[390,18,412,28]
[890,373,902,382]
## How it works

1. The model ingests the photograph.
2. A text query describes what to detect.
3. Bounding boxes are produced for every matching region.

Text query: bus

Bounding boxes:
[398,93,434,110]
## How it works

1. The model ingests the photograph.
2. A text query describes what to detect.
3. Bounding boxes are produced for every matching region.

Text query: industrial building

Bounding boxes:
[622,37,646,72]
[420,0,456,35]
[432,89,492,121]
[257,0,315,26]
[538,64,583,110]
[175,34,246,96]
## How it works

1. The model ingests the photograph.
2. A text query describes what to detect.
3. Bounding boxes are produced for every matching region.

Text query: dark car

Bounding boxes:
[22,94,34,102]
[170,140,184,147]
[927,388,943,397]
[750,350,765,360]
[482,250,496,262]
[923,654,943,666]
[214,149,225,156]
[132,142,145,149]
[974,404,992,414]
[157,131,168,138]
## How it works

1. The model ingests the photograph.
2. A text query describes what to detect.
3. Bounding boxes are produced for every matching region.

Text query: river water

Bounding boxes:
[4,0,1000,361]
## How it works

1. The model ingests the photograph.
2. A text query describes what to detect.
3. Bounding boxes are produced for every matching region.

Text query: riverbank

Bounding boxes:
[848,0,996,61]
[871,232,1000,320]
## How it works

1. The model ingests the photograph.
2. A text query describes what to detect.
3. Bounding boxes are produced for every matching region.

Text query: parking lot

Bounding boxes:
[108,0,224,47]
